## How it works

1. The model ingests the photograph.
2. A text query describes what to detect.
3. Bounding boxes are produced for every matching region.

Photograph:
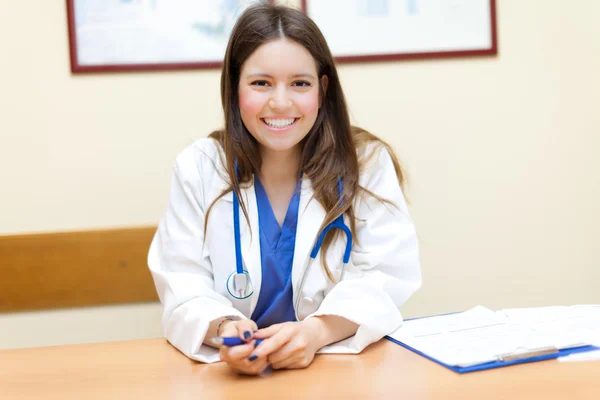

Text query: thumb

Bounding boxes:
[231,319,259,341]
[253,323,283,339]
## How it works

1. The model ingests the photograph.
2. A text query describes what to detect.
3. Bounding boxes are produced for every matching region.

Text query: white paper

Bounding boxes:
[389,304,600,367]
[559,350,600,362]
[396,305,506,337]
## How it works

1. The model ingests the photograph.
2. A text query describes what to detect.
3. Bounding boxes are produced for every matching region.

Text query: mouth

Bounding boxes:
[260,117,300,130]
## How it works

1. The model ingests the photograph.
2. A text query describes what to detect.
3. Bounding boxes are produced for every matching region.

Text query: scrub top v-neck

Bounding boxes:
[250,175,301,329]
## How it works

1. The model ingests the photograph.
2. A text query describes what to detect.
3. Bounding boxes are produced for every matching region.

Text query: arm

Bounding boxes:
[311,144,422,353]
[303,315,358,349]
[148,145,245,362]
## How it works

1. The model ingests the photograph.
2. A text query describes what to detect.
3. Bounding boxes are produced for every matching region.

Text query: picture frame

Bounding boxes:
[66,0,272,73]
[301,0,498,63]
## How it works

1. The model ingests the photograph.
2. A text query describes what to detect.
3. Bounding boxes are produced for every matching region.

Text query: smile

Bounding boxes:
[261,117,299,130]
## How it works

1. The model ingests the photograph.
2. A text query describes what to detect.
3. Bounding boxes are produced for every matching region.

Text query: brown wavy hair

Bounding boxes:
[205,3,405,280]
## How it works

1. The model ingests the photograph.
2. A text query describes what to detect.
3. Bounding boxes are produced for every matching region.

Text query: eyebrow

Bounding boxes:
[246,73,317,80]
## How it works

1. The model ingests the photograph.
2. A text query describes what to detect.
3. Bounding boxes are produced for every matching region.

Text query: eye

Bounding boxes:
[251,80,270,87]
[293,80,312,88]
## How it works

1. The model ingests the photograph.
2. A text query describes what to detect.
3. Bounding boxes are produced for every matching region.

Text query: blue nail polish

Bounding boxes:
[243,331,252,339]
[248,354,258,361]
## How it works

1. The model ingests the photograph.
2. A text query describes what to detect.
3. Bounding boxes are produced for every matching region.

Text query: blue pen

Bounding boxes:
[211,336,264,347]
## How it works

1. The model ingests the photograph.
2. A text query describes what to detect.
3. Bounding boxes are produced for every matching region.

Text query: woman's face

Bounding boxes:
[238,39,324,156]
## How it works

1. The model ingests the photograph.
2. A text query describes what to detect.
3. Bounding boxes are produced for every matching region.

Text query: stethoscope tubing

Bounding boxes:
[232,186,245,275]
[230,171,352,303]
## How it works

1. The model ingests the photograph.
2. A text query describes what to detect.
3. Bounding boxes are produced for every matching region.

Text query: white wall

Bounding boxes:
[1,0,599,349]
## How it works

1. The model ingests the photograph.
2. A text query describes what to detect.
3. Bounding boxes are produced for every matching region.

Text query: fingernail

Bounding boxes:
[254,340,260,348]
[248,354,258,361]
[243,331,252,339]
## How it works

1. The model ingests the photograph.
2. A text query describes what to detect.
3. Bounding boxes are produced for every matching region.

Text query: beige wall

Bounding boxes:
[1,0,599,349]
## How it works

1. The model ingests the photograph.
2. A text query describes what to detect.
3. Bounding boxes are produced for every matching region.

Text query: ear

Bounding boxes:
[319,75,329,108]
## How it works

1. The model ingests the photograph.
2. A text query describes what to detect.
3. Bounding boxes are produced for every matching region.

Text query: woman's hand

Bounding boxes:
[250,318,326,370]
[218,319,269,375]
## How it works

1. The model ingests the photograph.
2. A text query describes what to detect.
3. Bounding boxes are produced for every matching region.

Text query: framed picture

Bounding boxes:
[66,0,271,73]
[301,0,497,63]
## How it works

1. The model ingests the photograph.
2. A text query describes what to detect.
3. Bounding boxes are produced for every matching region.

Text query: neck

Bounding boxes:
[258,146,301,184]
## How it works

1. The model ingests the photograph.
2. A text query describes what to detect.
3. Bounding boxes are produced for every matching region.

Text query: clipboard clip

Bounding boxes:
[496,346,559,362]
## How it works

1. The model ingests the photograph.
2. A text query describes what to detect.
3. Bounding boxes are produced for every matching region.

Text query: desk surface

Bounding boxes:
[1,338,598,399]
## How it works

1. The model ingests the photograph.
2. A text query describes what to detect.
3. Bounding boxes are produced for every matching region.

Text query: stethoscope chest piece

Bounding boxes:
[229,171,350,304]
[226,270,254,299]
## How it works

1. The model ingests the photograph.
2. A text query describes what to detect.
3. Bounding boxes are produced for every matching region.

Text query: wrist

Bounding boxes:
[216,316,239,337]
[301,316,328,349]
[301,315,359,349]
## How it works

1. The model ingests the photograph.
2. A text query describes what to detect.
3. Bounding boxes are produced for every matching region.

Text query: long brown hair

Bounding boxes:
[206,3,405,280]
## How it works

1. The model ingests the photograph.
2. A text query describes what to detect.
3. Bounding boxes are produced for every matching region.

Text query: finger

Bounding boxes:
[267,342,302,365]
[282,359,312,370]
[218,320,240,337]
[233,357,269,376]
[222,341,256,361]
[219,319,257,342]
[233,320,259,341]
[271,353,302,370]
[226,350,269,375]
[252,327,294,359]
[252,323,283,339]
[248,357,270,375]
[219,345,235,363]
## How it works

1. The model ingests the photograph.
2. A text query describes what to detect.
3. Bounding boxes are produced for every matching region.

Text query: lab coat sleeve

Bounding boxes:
[311,144,422,354]
[148,146,244,363]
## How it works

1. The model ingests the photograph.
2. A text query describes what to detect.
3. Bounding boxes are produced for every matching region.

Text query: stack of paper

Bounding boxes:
[501,305,600,348]
[389,305,600,367]
[559,350,600,362]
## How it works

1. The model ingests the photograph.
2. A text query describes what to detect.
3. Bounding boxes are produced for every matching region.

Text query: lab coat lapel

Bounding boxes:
[238,180,262,313]
[291,178,326,293]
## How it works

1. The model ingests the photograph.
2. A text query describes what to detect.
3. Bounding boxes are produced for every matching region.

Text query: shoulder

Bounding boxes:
[172,138,229,191]
[356,140,396,182]
[173,137,226,176]
[351,127,399,181]
[174,138,224,171]
[353,140,409,217]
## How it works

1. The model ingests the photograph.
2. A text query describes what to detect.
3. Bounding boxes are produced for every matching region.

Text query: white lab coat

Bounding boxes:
[148,138,421,363]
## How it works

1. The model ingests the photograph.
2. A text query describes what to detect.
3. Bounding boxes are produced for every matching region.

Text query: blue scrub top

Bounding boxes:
[250,175,301,329]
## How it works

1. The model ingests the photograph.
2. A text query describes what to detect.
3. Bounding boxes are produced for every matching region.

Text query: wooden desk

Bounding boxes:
[1,339,598,399]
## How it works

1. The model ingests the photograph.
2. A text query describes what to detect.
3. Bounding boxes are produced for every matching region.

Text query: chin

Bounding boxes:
[260,138,302,153]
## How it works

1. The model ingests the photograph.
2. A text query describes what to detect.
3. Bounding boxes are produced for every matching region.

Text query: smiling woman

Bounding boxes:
[238,39,325,156]
[147,3,421,376]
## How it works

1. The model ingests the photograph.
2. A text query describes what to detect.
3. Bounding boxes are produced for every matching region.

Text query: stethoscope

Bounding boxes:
[226,175,353,307]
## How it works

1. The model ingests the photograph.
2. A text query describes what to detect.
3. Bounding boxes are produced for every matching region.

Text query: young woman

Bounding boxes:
[148,3,421,375]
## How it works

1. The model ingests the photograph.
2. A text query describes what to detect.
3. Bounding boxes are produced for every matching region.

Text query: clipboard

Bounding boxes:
[385,309,600,374]
[385,335,598,373]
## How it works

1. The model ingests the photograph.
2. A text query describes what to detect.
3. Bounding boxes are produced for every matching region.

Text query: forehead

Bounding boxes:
[240,39,318,77]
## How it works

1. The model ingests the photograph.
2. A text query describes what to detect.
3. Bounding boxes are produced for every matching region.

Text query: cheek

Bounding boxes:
[238,87,265,119]
[294,92,320,118]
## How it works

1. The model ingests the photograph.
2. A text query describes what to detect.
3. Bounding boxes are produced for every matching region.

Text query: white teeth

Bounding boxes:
[263,118,296,128]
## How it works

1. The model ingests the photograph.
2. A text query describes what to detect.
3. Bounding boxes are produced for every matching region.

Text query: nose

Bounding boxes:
[268,85,292,111]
